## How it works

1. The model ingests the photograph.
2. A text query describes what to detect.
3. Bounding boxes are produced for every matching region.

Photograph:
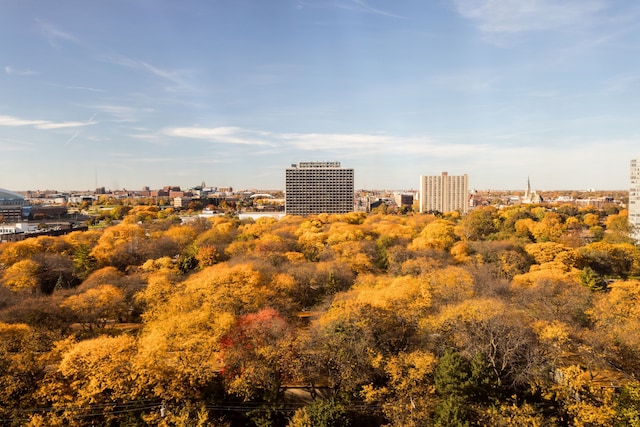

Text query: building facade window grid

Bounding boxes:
[419,172,469,214]
[285,163,354,215]
[630,159,640,241]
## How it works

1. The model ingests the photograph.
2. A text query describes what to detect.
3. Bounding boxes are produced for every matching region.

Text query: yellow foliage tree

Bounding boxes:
[32,335,142,426]
[195,217,239,248]
[582,213,600,227]
[364,215,416,241]
[135,270,239,400]
[362,350,437,426]
[220,308,299,402]
[409,219,457,251]
[478,402,547,427]
[511,268,591,325]
[90,223,147,268]
[528,212,565,242]
[326,222,369,245]
[450,242,474,265]
[578,242,640,279]
[77,266,124,290]
[514,218,536,240]
[253,233,290,256]
[195,244,222,267]
[296,233,328,262]
[423,298,542,388]
[587,280,640,351]
[0,239,43,267]
[552,365,617,427]
[2,259,40,292]
[428,266,475,305]
[134,263,277,400]
[60,284,126,330]
[162,224,197,251]
[329,240,374,274]
[0,322,43,420]
[525,242,580,272]
[57,335,138,405]
[140,256,178,274]
[63,228,103,250]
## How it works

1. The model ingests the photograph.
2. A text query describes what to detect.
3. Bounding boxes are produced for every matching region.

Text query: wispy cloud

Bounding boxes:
[431,71,500,93]
[283,131,487,158]
[35,19,80,47]
[0,115,49,127]
[4,66,38,76]
[297,0,406,19]
[110,155,224,165]
[164,126,274,146]
[281,132,394,151]
[38,121,96,130]
[0,114,96,130]
[66,85,106,92]
[91,104,154,122]
[0,138,34,152]
[452,0,606,34]
[102,54,195,93]
[602,73,640,94]
[162,125,487,158]
[342,0,407,19]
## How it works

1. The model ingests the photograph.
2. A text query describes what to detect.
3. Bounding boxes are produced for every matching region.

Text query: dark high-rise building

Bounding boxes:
[285,162,354,215]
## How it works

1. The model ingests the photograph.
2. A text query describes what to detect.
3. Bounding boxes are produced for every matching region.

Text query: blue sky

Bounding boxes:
[1,0,639,192]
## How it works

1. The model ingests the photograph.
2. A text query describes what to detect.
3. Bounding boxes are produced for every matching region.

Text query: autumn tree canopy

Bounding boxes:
[0,203,639,426]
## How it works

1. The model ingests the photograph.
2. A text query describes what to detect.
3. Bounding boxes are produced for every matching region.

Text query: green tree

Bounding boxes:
[433,395,470,427]
[288,398,350,427]
[614,381,640,426]
[434,350,472,398]
[579,242,640,279]
[456,206,498,241]
[72,244,97,280]
[578,266,606,291]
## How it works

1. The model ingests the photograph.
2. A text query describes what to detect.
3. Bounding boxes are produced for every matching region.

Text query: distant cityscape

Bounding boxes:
[1,160,638,242]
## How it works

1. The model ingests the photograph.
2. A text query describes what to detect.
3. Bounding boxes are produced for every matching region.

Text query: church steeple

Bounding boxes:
[522,176,542,204]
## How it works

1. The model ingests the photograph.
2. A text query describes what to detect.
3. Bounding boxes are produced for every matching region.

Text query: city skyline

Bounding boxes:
[2,1,640,192]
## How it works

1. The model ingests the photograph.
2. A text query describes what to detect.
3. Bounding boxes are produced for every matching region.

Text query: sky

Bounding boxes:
[1,0,640,192]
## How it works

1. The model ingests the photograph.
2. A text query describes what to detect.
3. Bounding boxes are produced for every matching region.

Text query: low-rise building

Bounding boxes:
[0,188,31,223]
[174,196,193,209]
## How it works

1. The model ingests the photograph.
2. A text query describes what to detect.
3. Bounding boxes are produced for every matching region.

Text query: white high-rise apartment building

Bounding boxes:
[630,159,640,241]
[285,162,354,215]
[419,172,469,214]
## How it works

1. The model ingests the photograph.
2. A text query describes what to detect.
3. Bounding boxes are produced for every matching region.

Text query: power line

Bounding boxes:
[2,399,381,422]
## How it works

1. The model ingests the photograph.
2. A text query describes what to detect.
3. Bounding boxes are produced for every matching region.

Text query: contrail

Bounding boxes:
[64,113,95,146]
[64,131,81,146]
